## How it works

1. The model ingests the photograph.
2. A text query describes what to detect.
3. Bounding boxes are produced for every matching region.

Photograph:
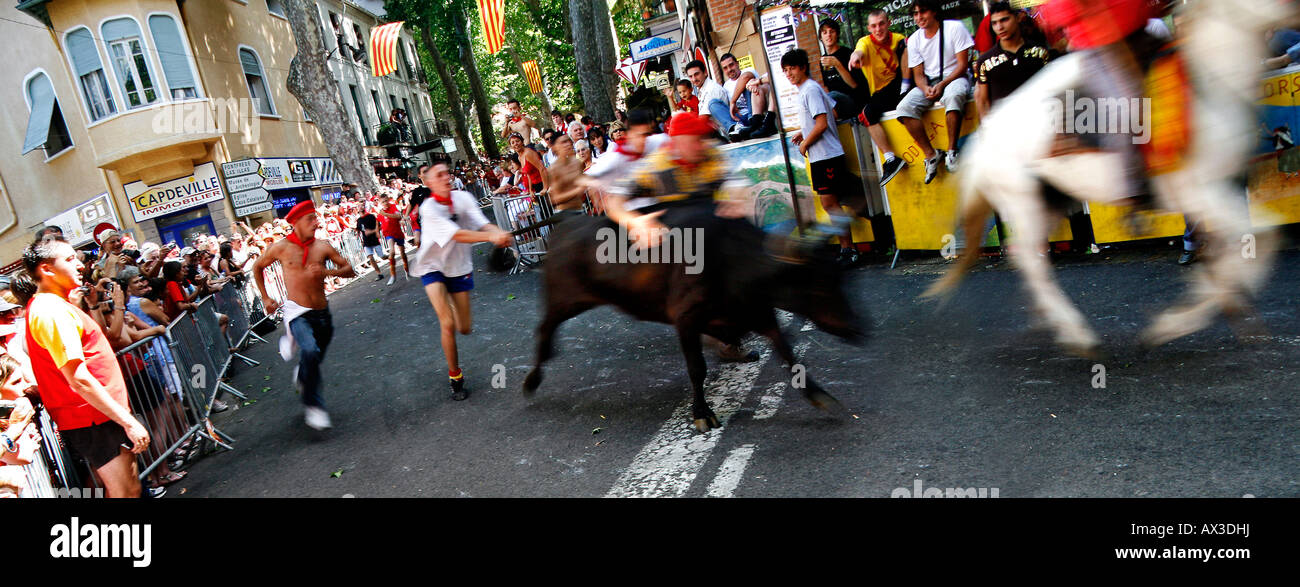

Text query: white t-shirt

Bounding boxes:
[696,77,727,118]
[907,20,975,81]
[723,67,760,113]
[585,133,671,185]
[797,78,843,163]
[411,190,491,278]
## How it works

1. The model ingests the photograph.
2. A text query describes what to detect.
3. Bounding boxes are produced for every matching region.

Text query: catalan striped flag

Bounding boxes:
[522,60,544,95]
[370,21,405,77]
[477,0,506,54]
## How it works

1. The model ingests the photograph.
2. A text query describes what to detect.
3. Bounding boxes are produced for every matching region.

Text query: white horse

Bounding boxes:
[923,0,1294,356]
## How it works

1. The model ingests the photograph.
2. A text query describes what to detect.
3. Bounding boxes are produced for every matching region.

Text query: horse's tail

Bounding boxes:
[920,187,992,301]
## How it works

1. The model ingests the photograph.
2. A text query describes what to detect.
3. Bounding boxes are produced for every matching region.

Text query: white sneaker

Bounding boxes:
[304,406,332,430]
[945,149,959,174]
[924,154,940,184]
[386,275,395,285]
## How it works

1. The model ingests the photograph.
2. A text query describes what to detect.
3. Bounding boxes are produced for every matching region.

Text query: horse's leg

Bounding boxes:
[756,314,842,414]
[523,300,598,395]
[1141,174,1277,346]
[675,315,718,433]
[998,179,1102,356]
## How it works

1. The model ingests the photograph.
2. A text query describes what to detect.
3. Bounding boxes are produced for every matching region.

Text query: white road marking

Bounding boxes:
[705,444,757,497]
[607,316,816,498]
[605,344,772,498]
[754,382,786,420]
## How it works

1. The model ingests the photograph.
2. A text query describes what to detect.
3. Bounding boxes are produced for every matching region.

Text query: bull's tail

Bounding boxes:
[920,190,993,301]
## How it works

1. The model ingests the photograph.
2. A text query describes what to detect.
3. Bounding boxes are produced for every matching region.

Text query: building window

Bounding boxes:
[239,47,276,115]
[371,89,383,123]
[267,0,286,17]
[65,27,117,121]
[148,14,200,100]
[352,24,368,66]
[22,72,73,157]
[349,84,370,144]
[102,17,160,109]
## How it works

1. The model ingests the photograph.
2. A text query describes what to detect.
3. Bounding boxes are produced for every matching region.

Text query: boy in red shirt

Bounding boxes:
[375,193,411,285]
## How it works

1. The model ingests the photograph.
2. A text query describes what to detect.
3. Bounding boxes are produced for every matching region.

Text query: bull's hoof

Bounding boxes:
[693,415,721,433]
[804,385,843,415]
[522,368,542,396]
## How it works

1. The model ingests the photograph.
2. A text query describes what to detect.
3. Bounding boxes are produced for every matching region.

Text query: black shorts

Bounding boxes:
[809,156,868,215]
[860,78,903,126]
[60,420,130,470]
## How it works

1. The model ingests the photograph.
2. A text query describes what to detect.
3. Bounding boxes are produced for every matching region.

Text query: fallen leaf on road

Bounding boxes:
[331,469,343,478]
[364,355,375,359]
[263,376,270,381]
[599,415,606,420]
[592,427,602,435]
[852,414,859,419]
[506,294,516,301]
[242,399,257,406]
[371,298,381,303]
[261,387,270,393]
[180,488,187,495]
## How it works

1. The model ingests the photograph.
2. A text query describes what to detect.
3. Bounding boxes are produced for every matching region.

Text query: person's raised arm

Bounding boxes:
[321,243,356,279]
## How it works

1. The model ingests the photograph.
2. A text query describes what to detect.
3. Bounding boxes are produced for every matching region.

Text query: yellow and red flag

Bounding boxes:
[370,21,405,77]
[478,0,506,54]
[522,59,544,94]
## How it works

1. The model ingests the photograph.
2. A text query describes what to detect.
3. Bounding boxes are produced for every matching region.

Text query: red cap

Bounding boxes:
[667,112,715,138]
[285,200,316,225]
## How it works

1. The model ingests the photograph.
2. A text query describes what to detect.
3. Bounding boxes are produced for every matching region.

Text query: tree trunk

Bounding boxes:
[570,0,615,121]
[452,6,500,159]
[591,0,621,108]
[506,45,554,119]
[281,0,378,192]
[419,27,479,165]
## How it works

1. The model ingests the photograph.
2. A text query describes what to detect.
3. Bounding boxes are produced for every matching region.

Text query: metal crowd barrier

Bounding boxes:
[166,308,235,453]
[116,334,204,480]
[491,192,557,274]
[14,407,80,498]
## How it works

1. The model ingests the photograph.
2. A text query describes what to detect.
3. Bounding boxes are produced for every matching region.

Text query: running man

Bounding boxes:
[376,193,411,284]
[411,163,512,401]
[253,201,355,430]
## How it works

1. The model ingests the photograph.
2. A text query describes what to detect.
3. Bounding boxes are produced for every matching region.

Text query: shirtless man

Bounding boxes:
[544,133,588,216]
[499,99,537,143]
[252,201,355,430]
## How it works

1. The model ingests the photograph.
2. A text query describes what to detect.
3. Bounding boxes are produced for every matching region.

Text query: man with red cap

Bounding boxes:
[605,110,762,362]
[252,200,355,430]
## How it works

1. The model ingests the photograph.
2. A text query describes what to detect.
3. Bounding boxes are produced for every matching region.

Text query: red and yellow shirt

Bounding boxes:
[25,293,130,430]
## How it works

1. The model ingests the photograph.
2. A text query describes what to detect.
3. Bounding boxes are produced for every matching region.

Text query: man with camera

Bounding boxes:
[22,236,149,498]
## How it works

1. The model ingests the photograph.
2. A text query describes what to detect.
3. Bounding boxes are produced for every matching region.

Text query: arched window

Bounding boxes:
[22,72,73,157]
[102,17,161,109]
[239,47,276,115]
[65,27,117,121]
[148,14,200,100]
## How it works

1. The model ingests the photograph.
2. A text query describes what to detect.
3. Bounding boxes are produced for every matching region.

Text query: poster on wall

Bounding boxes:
[760,5,802,131]
[1248,67,1300,226]
[43,193,121,247]
[123,162,226,222]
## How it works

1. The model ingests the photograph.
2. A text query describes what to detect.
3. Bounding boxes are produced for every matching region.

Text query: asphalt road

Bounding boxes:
[174,242,1300,498]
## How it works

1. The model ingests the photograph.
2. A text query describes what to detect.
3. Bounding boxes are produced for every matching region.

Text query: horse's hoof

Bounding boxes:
[522,369,542,396]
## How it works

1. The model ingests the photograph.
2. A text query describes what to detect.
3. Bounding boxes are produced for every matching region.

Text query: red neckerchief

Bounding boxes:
[615,141,643,161]
[510,116,522,123]
[432,190,454,217]
[870,33,897,73]
[286,231,315,266]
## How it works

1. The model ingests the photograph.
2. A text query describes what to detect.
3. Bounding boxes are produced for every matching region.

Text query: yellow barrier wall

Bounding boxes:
[875,105,1070,249]
[1250,68,1300,227]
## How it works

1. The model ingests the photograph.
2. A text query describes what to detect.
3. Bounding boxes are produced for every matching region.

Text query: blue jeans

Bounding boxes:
[706,95,751,130]
[289,309,334,408]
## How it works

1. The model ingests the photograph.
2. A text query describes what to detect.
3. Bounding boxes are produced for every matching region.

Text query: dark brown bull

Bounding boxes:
[522,202,865,432]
